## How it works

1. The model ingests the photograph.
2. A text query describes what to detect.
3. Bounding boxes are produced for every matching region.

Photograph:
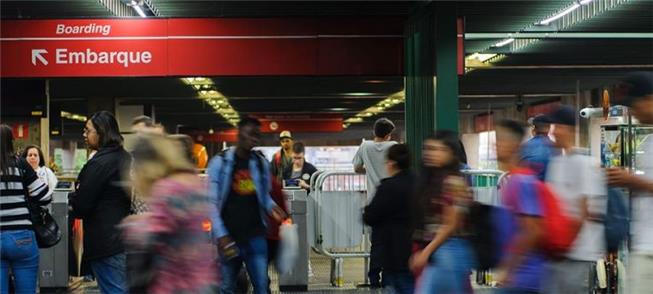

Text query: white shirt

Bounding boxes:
[35,166,58,194]
[546,151,607,261]
[632,135,653,253]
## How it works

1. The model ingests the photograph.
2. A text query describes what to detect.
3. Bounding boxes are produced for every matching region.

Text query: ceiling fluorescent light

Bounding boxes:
[493,38,515,47]
[579,0,594,4]
[539,3,580,25]
[133,4,147,17]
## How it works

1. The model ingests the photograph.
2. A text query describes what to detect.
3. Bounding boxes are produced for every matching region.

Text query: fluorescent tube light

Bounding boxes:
[493,38,515,47]
[133,5,147,17]
[539,3,580,25]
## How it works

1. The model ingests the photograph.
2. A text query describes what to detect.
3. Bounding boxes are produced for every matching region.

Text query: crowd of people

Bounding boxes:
[0,72,651,294]
[357,72,653,294]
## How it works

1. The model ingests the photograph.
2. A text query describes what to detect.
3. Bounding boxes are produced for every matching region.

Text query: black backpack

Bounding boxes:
[469,202,502,271]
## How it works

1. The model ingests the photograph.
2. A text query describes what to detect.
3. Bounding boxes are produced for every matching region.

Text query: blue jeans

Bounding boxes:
[90,253,128,294]
[220,236,269,294]
[384,271,415,294]
[416,238,476,294]
[1,230,39,294]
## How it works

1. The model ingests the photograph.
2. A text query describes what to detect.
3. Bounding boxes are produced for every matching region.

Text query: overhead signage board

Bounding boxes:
[1,18,403,78]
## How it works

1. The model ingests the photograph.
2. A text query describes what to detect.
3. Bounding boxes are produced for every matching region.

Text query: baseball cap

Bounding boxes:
[544,105,577,126]
[616,72,653,107]
[279,130,292,140]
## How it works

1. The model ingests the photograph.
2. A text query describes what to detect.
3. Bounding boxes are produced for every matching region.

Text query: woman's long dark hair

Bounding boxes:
[89,111,123,149]
[0,124,17,174]
[412,130,463,233]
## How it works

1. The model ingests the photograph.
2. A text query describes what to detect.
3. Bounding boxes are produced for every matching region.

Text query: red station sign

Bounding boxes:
[1,18,404,77]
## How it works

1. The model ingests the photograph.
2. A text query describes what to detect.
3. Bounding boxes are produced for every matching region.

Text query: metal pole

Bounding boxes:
[576,80,580,147]
[41,79,50,164]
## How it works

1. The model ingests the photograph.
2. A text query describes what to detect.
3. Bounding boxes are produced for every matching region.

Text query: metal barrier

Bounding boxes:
[309,171,369,287]
[307,169,506,288]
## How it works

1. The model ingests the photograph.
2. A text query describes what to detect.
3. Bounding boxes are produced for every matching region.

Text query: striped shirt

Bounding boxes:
[1,157,53,231]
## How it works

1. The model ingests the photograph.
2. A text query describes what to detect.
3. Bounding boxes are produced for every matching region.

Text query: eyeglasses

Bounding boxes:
[292,156,304,160]
[83,128,96,135]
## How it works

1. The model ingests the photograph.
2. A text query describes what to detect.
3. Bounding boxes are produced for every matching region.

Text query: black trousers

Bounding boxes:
[368,230,384,287]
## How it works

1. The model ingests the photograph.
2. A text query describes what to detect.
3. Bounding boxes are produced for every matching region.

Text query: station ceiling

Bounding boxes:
[2,0,652,131]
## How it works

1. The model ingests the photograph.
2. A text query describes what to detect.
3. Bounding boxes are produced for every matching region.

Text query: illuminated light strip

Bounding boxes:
[133,5,147,18]
[343,91,405,128]
[493,38,515,47]
[61,111,87,122]
[180,77,241,127]
[539,3,581,25]
[466,0,631,71]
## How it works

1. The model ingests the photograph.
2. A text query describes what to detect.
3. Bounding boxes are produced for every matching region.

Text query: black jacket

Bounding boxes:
[282,162,318,182]
[363,170,415,272]
[71,145,131,261]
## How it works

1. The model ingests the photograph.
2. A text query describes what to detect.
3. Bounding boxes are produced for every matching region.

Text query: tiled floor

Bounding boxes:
[57,253,496,293]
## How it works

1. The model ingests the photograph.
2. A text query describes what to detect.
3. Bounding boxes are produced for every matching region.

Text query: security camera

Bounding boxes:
[579,107,602,119]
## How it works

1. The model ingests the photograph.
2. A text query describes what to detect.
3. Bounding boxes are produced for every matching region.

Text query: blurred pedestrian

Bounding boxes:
[131,115,154,133]
[121,134,218,293]
[610,72,653,294]
[168,134,196,166]
[69,111,132,294]
[543,106,607,293]
[22,145,58,193]
[266,177,288,293]
[153,123,166,135]
[493,120,545,294]
[353,117,397,288]
[1,124,53,293]
[410,131,475,294]
[363,144,415,294]
[283,142,318,190]
[207,117,286,294]
[520,115,560,181]
[271,130,294,183]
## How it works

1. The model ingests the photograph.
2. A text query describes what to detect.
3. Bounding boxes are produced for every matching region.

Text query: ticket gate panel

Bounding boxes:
[38,187,71,290]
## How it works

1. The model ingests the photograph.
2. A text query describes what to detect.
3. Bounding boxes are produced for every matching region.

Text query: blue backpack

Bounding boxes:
[605,187,630,252]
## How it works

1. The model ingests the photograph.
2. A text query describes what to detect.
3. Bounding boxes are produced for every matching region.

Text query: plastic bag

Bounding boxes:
[276,221,299,274]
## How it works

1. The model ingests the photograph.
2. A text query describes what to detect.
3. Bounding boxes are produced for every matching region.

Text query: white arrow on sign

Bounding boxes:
[31,49,48,66]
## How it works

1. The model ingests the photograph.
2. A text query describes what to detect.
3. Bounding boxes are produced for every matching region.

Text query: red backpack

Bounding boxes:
[511,168,581,258]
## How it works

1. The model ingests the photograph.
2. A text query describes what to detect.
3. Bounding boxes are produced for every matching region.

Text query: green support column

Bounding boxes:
[404,3,459,166]
[404,5,435,165]
[435,3,459,132]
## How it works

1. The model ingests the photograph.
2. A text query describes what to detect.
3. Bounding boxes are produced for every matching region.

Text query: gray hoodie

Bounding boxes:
[353,140,397,201]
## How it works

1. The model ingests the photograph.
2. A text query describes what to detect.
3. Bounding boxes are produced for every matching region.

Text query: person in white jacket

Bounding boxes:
[22,145,58,193]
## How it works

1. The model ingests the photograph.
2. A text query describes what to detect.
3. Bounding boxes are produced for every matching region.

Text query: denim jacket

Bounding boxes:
[207,147,275,240]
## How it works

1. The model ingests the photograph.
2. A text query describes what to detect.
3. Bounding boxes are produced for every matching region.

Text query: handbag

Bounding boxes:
[276,221,299,274]
[19,166,61,248]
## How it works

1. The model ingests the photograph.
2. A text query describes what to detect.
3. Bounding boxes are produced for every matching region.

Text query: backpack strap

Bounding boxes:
[509,167,535,176]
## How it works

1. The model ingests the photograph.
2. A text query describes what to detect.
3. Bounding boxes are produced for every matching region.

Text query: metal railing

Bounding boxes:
[309,171,369,287]
[307,169,506,288]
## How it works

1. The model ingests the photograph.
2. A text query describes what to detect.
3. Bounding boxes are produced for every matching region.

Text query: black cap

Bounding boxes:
[617,72,653,107]
[545,105,577,126]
